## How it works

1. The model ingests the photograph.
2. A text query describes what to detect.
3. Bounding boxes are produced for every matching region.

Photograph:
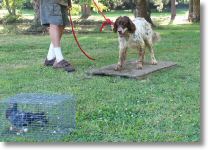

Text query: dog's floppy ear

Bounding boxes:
[113,22,118,33]
[113,17,121,33]
[126,16,136,33]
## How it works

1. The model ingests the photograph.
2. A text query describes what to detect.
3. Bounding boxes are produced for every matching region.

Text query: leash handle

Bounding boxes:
[69,11,95,61]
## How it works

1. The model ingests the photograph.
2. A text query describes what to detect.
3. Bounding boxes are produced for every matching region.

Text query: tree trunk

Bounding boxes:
[4,0,17,16]
[188,0,193,21]
[5,0,12,15]
[193,0,200,22]
[134,0,155,27]
[188,0,200,22]
[170,0,176,22]
[33,0,41,25]
[27,0,46,33]
[12,0,16,16]
[81,4,91,19]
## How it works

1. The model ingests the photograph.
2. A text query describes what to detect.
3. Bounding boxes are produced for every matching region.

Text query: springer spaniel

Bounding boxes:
[113,16,160,70]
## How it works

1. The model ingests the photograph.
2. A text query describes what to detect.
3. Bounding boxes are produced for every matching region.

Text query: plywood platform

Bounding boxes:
[88,61,177,79]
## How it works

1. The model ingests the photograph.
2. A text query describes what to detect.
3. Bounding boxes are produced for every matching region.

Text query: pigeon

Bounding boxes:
[5,103,48,134]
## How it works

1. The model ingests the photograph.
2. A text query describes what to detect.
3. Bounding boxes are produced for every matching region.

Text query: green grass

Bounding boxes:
[20,9,35,16]
[0,23,200,142]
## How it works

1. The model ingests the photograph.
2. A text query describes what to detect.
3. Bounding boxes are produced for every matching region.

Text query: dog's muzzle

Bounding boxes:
[117,26,127,35]
[117,26,128,37]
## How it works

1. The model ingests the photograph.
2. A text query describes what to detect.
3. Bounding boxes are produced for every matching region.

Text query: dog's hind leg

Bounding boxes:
[149,46,157,65]
[137,44,145,69]
[146,40,157,65]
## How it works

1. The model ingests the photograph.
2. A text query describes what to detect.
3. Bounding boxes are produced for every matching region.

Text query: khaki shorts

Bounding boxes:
[40,0,70,26]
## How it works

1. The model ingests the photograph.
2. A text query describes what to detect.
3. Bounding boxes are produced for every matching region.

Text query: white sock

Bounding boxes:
[47,43,55,60]
[54,47,64,62]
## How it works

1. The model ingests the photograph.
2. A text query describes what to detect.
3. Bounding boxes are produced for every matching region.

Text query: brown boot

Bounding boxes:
[44,58,56,66]
[53,60,75,72]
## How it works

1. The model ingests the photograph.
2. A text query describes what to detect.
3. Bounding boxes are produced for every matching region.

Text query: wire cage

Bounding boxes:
[0,93,76,142]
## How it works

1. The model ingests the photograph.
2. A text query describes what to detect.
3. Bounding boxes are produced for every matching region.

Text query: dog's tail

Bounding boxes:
[152,32,161,43]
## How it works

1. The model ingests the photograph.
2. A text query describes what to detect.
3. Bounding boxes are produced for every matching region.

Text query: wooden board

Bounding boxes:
[88,61,177,79]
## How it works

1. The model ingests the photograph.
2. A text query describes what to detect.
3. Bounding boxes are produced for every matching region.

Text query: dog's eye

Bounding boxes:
[123,23,128,26]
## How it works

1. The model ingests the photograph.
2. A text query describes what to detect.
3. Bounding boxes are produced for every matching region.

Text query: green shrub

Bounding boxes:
[70,4,81,15]
[2,14,21,24]
[92,1,109,12]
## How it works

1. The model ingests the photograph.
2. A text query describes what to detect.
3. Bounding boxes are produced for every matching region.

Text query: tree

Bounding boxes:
[81,3,91,19]
[134,0,155,27]
[188,0,200,22]
[33,0,40,26]
[27,0,45,32]
[170,0,176,23]
[80,0,91,19]
[4,0,17,16]
[2,0,25,23]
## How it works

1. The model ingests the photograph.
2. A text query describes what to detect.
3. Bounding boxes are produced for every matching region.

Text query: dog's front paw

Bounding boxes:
[137,63,143,70]
[114,64,123,71]
[151,60,157,65]
[137,61,143,70]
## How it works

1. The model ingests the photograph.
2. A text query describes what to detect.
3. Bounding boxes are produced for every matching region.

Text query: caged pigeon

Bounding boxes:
[5,103,48,134]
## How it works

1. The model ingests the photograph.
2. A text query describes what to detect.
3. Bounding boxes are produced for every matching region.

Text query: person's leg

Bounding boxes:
[46,42,55,61]
[43,2,75,72]
[41,0,56,65]
[59,25,65,39]
[49,24,64,62]
[46,25,64,61]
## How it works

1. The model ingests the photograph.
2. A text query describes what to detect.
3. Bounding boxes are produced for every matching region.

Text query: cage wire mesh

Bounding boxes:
[0,93,76,142]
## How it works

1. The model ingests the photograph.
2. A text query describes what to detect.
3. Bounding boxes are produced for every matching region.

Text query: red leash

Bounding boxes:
[68,1,113,61]
[92,0,114,32]
[69,12,95,61]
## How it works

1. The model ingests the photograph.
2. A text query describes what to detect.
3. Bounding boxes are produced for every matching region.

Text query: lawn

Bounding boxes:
[0,7,200,142]
[0,21,200,142]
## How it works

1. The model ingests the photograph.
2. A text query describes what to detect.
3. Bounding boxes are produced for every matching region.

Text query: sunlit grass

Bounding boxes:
[0,23,200,142]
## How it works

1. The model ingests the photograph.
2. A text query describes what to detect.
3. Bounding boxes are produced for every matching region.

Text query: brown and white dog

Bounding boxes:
[113,16,160,70]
